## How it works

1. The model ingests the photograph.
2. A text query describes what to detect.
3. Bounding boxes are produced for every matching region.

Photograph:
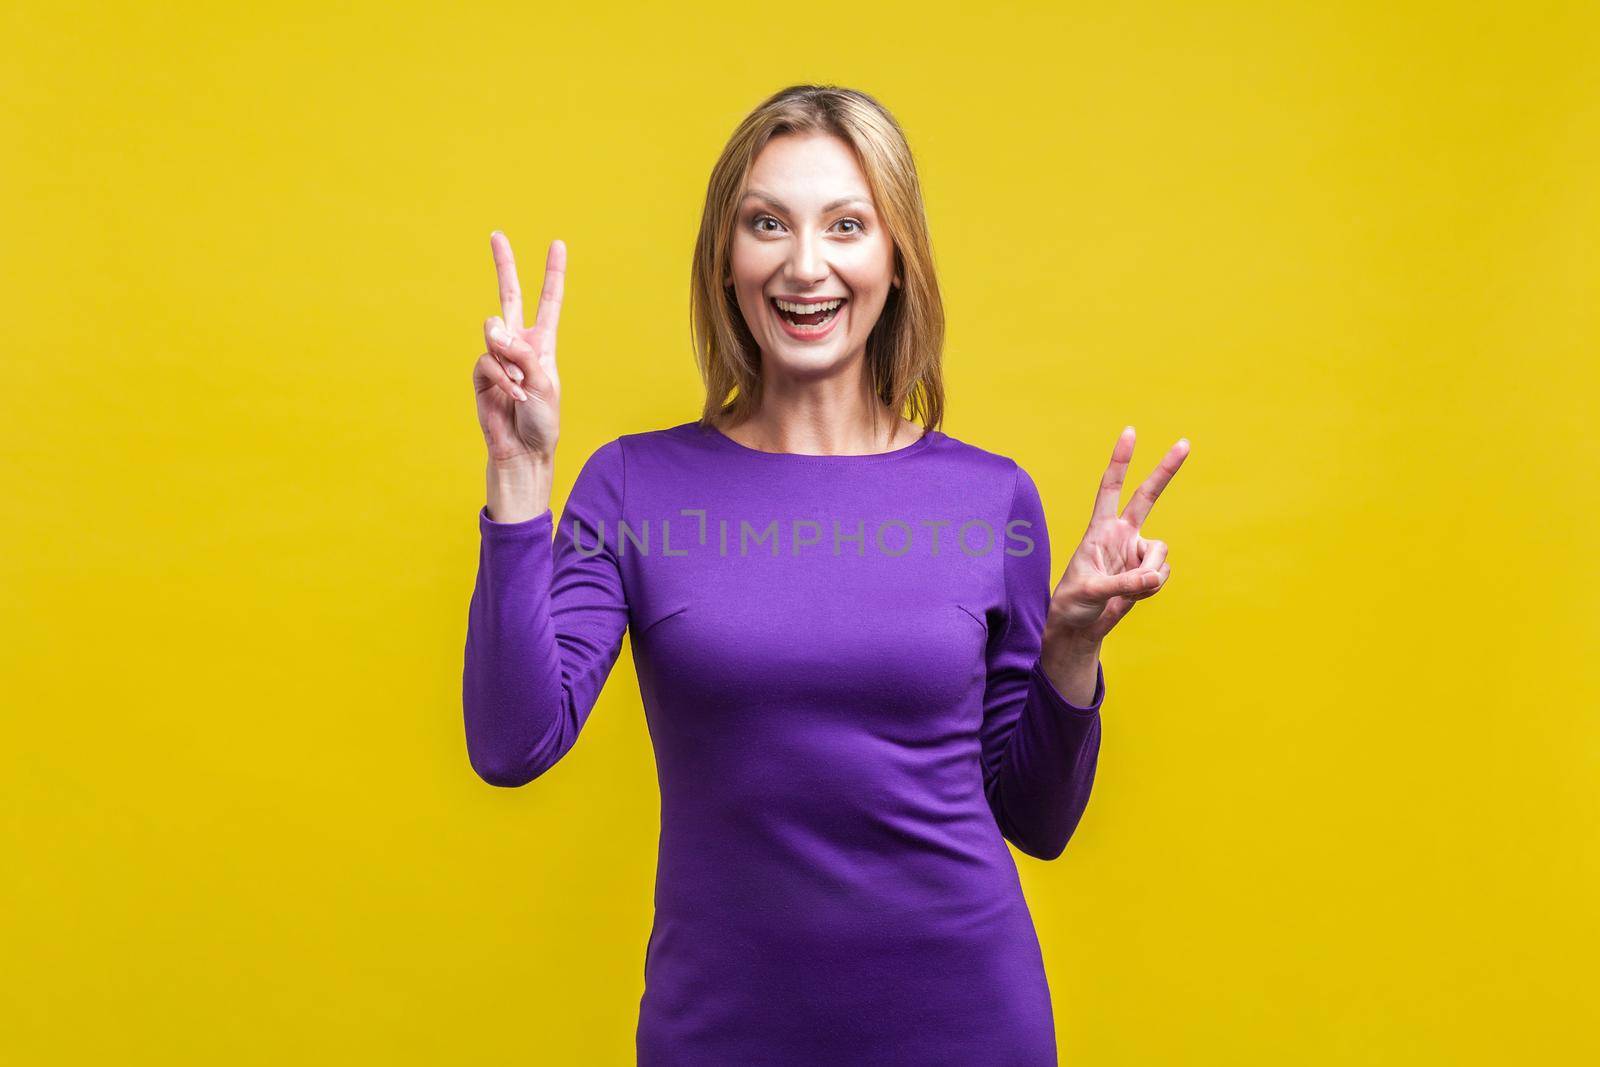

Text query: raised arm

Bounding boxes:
[979,462,1105,861]
[463,230,629,786]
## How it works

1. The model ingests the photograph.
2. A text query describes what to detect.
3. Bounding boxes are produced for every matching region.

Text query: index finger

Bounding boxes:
[530,238,567,340]
[490,231,523,332]
[1093,427,1136,521]
[1121,438,1190,529]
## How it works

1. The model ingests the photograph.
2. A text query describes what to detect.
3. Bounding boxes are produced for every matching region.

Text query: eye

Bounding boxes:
[835,218,865,235]
[752,214,784,234]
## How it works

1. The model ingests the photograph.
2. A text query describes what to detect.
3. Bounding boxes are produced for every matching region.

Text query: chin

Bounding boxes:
[767,343,854,374]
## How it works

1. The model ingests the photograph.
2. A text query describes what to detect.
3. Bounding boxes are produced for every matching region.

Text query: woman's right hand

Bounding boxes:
[474,231,564,465]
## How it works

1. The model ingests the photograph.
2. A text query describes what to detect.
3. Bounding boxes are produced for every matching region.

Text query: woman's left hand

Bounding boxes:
[1045,427,1189,649]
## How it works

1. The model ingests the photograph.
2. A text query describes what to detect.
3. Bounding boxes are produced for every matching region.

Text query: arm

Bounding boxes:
[462,438,630,787]
[978,462,1104,861]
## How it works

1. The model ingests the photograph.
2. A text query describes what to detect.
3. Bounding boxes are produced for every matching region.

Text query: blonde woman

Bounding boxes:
[464,84,1188,1065]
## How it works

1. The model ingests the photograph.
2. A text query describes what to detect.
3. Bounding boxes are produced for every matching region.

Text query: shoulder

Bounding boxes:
[573,421,710,467]
[607,420,727,477]
[567,421,719,503]
[931,428,1024,471]
[926,428,1042,509]
[615,419,720,456]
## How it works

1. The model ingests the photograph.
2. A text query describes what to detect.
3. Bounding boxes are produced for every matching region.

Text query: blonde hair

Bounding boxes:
[689,84,946,433]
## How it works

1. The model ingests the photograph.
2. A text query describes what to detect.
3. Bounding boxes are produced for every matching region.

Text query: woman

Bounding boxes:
[463,84,1188,1065]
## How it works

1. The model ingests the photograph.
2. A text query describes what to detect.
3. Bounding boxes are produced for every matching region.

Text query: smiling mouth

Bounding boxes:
[770,297,847,329]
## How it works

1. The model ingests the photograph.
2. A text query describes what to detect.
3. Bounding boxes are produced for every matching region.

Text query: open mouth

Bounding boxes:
[770,296,847,332]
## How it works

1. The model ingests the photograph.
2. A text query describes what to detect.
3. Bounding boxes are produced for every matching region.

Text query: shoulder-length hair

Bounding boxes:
[689,84,946,433]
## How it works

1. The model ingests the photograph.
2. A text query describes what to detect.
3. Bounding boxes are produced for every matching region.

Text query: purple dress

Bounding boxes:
[463,420,1103,1065]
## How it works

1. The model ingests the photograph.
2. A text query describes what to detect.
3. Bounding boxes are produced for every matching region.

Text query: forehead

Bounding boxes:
[744,131,873,204]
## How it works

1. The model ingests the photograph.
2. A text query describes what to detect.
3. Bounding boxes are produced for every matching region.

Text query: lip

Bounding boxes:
[769,296,846,342]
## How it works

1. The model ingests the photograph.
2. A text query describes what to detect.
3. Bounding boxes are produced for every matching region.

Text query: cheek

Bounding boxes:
[729,230,778,269]
[838,239,896,293]
[727,244,763,307]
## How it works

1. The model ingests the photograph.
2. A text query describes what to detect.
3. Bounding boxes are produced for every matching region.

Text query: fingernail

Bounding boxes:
[507,364,523,382]
[492,327,509,344]
[514,386,528,402]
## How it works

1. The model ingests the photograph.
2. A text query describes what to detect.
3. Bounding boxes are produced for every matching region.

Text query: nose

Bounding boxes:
[785,228,828,288]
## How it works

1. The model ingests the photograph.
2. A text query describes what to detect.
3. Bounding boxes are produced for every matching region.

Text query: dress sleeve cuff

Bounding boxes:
[1030,655,1105,716]
[478,505,554,540]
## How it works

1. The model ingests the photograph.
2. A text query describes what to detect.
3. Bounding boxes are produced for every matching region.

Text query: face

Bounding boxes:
[726,132,900,377]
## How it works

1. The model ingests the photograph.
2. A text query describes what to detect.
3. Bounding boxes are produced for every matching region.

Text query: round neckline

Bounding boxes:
[704,422,937,462]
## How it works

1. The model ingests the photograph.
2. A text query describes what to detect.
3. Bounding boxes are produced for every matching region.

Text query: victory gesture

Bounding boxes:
[1045,427,1189,646]
[474,231,565,465]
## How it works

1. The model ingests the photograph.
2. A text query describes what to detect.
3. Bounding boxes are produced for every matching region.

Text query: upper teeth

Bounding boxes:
[775,298,843,313]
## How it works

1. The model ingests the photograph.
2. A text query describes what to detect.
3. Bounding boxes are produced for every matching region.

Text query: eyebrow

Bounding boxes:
[742,190,873,214]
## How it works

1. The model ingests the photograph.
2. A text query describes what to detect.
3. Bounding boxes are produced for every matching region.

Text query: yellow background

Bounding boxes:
[4,2,1596,1062]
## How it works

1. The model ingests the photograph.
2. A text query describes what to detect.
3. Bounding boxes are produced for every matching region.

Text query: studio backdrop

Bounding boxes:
[3,2,1596,1064]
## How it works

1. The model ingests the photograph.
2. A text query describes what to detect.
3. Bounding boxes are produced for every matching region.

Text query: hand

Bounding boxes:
[473,231,565,465]
[1046,427,1189,646]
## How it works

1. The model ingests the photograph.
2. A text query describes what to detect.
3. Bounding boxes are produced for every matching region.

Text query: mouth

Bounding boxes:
[769,296,846,340]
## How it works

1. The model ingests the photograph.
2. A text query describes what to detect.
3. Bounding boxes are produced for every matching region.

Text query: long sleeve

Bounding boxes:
[978,461,1105,861]
[462,438,630,787]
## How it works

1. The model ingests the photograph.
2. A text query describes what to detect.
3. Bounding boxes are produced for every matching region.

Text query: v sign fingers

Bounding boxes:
[490,231,524,332]
[1121,438,1191,529]
[474,229,563,470]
